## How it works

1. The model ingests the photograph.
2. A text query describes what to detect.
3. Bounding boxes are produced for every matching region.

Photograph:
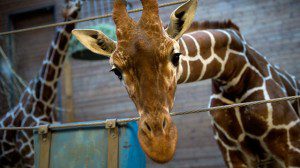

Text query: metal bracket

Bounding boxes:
[105,119,117,129]
[106,119,119,168]
[38,125,52,168]
[38,125,49,141]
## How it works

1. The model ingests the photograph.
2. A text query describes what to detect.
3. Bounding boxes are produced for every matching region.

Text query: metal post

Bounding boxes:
[106,119,119,168]
[38,125,52,168]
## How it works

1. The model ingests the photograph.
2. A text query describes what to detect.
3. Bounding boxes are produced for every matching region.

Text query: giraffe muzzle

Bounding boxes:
[137,113,178,163]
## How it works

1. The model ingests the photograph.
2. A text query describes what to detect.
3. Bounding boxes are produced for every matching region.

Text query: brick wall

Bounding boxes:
[0,0,299,167]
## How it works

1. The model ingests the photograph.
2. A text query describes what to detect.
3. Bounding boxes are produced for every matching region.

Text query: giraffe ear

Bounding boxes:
[72,29,116,57]
[165,0,198,40]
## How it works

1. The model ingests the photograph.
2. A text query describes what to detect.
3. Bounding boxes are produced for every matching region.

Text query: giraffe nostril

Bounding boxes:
[145,121,152,132]
[163,117,167,129]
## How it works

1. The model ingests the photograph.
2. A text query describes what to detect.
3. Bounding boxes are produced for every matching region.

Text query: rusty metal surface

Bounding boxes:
[34,121,145,168]
[107,119,119,168]
[38,125,51,168]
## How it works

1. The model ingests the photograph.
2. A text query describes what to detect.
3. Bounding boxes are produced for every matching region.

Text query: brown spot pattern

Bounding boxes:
[229,31,244,52]
[240,90,268,136]
[3,142,14,151]
[34,102,44,117]
[42,85,53,102]
[46,106,52,116]
[210,98,243,139]
[20,145,30,156]
[202,59,222,79]
[265,80,298,125]
[240,136,268,160]
[289,122,300,149]
[264,129,288,160]
[228,150,247,166]
[186,60,202,82]
[24,116,35,127]
[3,116,12,127]
[213,124,236,147]
[246,48,269,77]
[35,81,42,99]
[197,32,212,59]
[58,33,68,51]
[46,65,56,81]
[220,53,247,83]
[52,49,61,66]
[181,35,198,57]
[211,30,229,60]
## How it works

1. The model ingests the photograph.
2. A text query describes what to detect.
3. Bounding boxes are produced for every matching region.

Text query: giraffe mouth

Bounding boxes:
[137,115,178,163]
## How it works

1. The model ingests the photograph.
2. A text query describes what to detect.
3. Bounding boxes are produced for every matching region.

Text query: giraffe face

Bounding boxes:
[110,30,180,163]
[72,0,198,163]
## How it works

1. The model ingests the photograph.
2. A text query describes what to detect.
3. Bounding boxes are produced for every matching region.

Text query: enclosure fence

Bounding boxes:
[1,95,299,131]
[0,1,299,167]
[0,0,299,130]
[0,0,300,166]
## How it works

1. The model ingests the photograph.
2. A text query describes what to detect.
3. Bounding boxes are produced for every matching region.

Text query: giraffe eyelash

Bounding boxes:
[110,65,123,80]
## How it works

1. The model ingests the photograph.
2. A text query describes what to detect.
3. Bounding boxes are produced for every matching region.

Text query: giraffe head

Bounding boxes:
[72,0,198,163]
[62,0,82,19]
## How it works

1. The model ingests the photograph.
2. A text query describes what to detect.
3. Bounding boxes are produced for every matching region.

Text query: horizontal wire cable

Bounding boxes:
[0,95,299,131]
[0,0,188,36]
[170,95,300,116]
[0,0,299,131]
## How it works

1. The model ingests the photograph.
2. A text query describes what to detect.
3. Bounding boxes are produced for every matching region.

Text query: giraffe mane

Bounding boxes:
[186,19,240,33]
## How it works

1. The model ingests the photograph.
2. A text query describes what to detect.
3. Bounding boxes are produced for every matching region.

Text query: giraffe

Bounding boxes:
[0,0,81,167]
[72,0,300,166]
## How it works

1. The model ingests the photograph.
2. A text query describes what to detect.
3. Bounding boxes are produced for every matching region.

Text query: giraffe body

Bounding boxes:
[177,22,300,167]
[0,1,81,167]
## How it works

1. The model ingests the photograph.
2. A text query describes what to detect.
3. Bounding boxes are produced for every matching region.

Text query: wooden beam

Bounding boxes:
[62,57,75,122]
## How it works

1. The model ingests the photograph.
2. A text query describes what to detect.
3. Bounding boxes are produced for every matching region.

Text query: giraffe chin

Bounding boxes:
[137,120,178,163]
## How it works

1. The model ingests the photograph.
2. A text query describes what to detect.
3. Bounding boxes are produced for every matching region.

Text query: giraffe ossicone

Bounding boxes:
[73,0,300,167]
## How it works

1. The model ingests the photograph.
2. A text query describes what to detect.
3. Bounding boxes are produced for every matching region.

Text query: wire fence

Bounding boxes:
[0,1,297,167]
[1,95,299,131]
[0,0,299,132]
[0,0,188,36]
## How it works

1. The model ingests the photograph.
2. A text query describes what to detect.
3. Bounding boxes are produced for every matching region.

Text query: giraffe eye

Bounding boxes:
[110,67,123,80]
[171,53,181,67]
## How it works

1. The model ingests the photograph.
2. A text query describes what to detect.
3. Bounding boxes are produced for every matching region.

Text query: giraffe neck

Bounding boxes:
[16,11,79,121]
[34,20,74,103]
[177,29,259,98]
[177,28,299,103]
